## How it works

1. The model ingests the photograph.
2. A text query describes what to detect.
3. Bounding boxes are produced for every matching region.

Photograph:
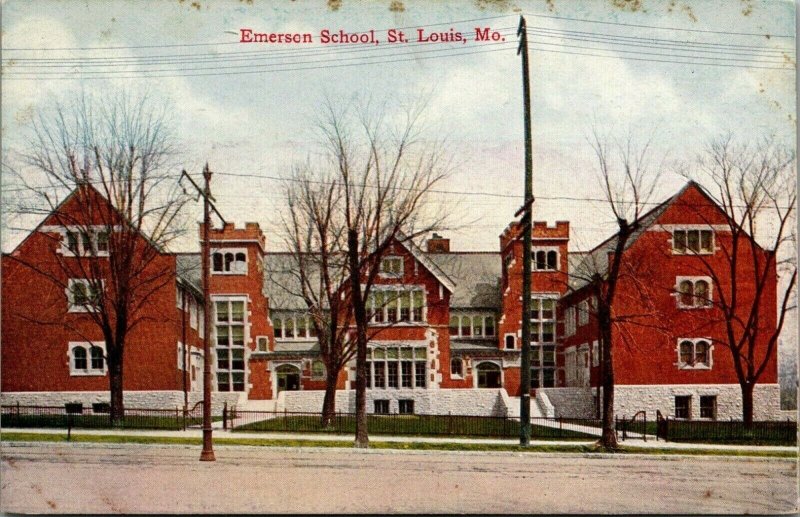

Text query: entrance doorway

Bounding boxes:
[476,362,502,388]
[276,364,301,393]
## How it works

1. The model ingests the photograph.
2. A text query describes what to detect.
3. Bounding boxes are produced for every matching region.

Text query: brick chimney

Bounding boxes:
[427,233,450,253]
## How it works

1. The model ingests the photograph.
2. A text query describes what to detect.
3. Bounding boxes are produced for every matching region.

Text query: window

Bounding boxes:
[449,314,496,338]
[450,357,463,378]
[367,346,427,389]
[476,362,502,388]
[673,229,714,254]
[577,300,589,326]
[530,296,557,388]
[311,360,326,379]
[177,342,186,370]
[176,286,184,309]
[374,400,390,414]
[215,299,246,392]
[256,336,269,352]
[504,334,516,350]
[69,342,106,376]
[62,228,110,256]
[67,279,101,312]
[273,313,317,340]
[367,288,426,323]
[379,256,403,277]
[676,277,713,308]
[564,306,576,337]
[211,249,248,274]
[592,340,600,367]
[399,399,415,414]
[677,339,712,369]
[189,299,198,330]
[700,395,717,419]
[532,248,558,271]
[675,395,692,419]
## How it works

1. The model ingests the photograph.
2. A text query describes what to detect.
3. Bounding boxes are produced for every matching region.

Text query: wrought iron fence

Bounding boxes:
[227,409,604,439]
[1,404,203,431]
[657,417,797,445]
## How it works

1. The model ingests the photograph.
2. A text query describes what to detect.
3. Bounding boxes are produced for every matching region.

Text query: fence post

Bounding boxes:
[223,401,228,431]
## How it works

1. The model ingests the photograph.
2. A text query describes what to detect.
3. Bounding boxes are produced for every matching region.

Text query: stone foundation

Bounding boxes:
[0,391,243,415]
[280,389,509,416]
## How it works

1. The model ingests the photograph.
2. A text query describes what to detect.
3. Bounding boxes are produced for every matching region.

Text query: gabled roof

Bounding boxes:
[396,232,456,294]
[567,181,701,290]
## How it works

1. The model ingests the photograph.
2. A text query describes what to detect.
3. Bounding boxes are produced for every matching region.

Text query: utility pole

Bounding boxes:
[517,15,534,446]
[180,164,226,462]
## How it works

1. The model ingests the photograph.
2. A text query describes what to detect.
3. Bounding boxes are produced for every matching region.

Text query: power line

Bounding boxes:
[522,11,794,39]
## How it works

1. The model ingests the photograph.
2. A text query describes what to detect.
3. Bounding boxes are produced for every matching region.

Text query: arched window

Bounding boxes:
[73,346,87,370]
[311,360,326,379]
[535,251,546,270]
[694,280,709,306]
[476,362,502,388]
[450,357,463,377]
[679,340,694,365]
[90,346,104,370]
[224,253,234,271]
[694,340,709,365]
[234,252,247,273]
[505,334,515,350]
[212,252,223,272]
[679,280,694,306]
[547,250,557,270]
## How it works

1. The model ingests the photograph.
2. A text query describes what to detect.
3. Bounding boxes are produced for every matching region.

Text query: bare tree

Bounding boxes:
[276,164,356,427]
[681,134,796,424]
[310,96,453,448]
[4,91,189,424]
[568,127,663,449]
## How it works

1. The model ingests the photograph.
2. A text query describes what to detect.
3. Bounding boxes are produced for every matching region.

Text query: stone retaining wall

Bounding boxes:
[0,391,243,415]
[280,389,509,416]
[538,387,595,418]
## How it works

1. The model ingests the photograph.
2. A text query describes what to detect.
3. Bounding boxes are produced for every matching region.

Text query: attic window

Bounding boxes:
[379,257,403,277]
[673,229,714,254]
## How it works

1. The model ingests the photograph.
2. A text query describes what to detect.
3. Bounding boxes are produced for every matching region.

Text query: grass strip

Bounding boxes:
[1,432,794,458]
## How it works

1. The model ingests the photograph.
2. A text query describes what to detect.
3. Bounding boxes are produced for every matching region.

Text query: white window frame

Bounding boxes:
[310,359,327,380]
[675,338,714,370]
[531,246,559,271]
[675,276,713,309]
[58,226,112,257]
[256,336,269,352]
[448,314,496,338]
[176,285,184,309]
[177,341,186,371]
[379,256,404,278]
[368,286,427,324]
[66,279,102,313]
[672,227,715,255]
[564,305,576,337]
[273,313,317,341]
[189,298,198,330]
[211,247,248,275]
[68,341,107,376]
[577,300,590,327]
[504,333,516,350]
[213,296,249,392]
[366,345,428,390]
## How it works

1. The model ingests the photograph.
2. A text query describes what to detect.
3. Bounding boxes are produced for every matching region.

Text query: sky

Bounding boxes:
[1,0,795,257]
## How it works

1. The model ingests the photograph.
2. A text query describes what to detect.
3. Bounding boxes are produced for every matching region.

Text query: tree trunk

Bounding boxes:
[321,368,338,428]
[109,354,124,426]
[741,382,755,426]
[599,310,617,449]
[347,229,369,448]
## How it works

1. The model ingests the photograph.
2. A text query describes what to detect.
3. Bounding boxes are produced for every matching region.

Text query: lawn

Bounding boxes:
[232,414,597,440]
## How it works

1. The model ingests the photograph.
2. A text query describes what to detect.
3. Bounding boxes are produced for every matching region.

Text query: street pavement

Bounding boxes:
[1,441,797,513]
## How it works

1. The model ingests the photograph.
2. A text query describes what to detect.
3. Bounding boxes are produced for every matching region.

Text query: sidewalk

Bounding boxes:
[1,426,796,453]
